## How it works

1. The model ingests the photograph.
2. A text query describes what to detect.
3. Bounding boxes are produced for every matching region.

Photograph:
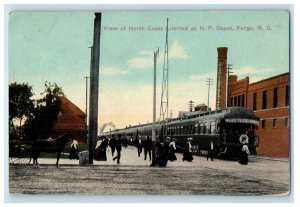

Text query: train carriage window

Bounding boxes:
[181,126,183,135]
[207,122,211,134]
[190,125,194,134]
[211,121,216,134]
[199,123,202,134]
[194,124,198,134]
[203,123,206,134]
[215,121,220,133]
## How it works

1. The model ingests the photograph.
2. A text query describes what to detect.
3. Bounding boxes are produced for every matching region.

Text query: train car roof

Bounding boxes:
[100,107,259,135]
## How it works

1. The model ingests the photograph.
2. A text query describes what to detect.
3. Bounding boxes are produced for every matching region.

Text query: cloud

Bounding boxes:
[169,40,188,59]
[234,66,274,83]
[128,56,153,69]
[100,67,128,76]
[234,66,273,76]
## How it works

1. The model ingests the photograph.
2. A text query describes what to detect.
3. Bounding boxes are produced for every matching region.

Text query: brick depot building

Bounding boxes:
[216,47,290,158]
[228,73,290,157]
[51,97,86,142]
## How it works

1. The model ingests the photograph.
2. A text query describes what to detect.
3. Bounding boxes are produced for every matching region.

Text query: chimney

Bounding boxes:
[216,47,228,110]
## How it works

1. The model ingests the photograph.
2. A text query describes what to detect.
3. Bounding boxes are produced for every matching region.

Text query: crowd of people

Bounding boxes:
[69,134,250,166]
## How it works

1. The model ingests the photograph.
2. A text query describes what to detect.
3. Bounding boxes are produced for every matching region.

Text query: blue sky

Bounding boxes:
[9,11,289,131]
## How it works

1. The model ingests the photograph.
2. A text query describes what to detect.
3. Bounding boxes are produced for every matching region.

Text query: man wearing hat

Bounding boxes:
[183,138,194,162]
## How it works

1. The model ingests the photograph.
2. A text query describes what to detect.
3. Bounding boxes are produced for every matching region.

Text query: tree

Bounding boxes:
[39,81,64,106]
[24,103,61,141]
[9,82,34,140]
[24,82,65,141]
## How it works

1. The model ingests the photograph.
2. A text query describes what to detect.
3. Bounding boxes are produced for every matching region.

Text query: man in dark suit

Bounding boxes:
[109,136,116,156]
[144,136,152,161]
[113,134,122,164]
[136,135,143,157]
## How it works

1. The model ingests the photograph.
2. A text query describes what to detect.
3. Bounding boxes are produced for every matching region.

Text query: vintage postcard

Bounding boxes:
[8,10,290,196]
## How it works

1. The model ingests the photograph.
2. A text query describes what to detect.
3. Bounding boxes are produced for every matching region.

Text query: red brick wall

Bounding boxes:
[228,73,290,158]
[254,108,290,157]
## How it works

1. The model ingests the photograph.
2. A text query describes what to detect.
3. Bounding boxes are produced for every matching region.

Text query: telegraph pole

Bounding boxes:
[151,48,159,167]
[227,64,233,107]
[88,13,101,164]
[84,75,89,141]
[206,78,213,110]
[188,100,194,112]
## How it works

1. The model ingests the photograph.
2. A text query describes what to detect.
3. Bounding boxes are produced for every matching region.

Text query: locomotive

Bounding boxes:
[100,107,260,159]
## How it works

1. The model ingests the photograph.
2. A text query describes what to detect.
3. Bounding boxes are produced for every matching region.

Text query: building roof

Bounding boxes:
[195,103,207,107]
[52,97,86,131]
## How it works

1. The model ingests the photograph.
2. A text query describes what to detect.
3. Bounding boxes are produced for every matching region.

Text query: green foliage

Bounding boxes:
[39,81,64,106]
[24,101,61,141]
[23,81,65,141]
[9,82,35,140]
[9,82,34,122]
[39,143,88,158]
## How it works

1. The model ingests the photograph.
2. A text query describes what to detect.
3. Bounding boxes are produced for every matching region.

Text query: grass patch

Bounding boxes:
[39,143,88,158]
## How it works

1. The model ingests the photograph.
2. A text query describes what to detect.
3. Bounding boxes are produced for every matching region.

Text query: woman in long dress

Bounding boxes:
[69,139,79,160]
[182,138,193,162]
[95,137,109,161]
[168,138,177,161]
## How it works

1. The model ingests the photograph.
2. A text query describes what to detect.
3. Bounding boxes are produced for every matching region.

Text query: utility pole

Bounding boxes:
[227,64,233,107]
[188,100,194,112]
[206,77,213,110]
[84,75,90,141]
[160,18,169,123]
[151,48,159,167]
[88,13,101,164]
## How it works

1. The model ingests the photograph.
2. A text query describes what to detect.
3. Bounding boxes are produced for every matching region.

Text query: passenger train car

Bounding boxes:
[100,107,260,159]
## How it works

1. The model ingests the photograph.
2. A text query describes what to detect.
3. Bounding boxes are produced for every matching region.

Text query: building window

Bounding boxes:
[234,96,237,106]
[272,119,277,128]
[273,88,278,108]
[238,96,241,106]
[253,93,257,111]
[286,85,290,106]
[262,90,267,109]
[231,98,233,107]
[261,120,266,129]
[242,94,245,107]
[285,117,289,128]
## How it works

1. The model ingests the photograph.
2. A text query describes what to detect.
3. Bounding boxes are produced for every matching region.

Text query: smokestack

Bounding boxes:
[216,47,228,110]
[88,13,101,164]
